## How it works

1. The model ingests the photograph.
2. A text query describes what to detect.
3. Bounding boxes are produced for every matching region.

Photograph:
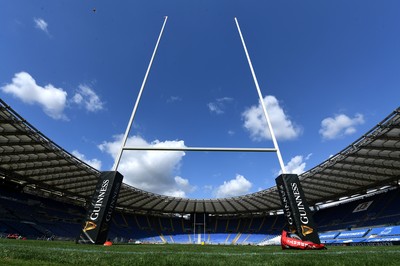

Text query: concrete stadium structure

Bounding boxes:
[1,98,399,217]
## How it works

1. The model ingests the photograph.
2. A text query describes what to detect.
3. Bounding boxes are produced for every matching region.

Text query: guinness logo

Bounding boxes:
[301,225,314,236]
[83,221,97,232]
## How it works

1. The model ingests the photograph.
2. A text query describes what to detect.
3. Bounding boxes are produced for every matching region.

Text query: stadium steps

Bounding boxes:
[158,218,164,231]
[235,219,242,232]
[270,216,280,231]
[134,215,143,229]
[257,217,266,232]
[158,233,167,243]
[247,218,254,232]
[146,216,152,229]
[225,220,230,232]
[232,232,242,244]
[181,219,185,232]
[248,217,263,232]
[225,234,231,243]
[164,235,175,244]
[241,233,252,244]
[170,218,175,232]
[120,213,129,227]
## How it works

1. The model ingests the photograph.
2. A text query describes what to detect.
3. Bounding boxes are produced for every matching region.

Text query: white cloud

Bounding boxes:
[242,95,301,141]
[34,18,49,34]
[1,72,68,120]
[208,102,223,114]
[215,174,252,198]
[167,96,182,103]
[207,97,233,114]
[98,135,194,197]
[72,150,102,170]
[319,113,364,140]
[279,154,312,175]
[163,176,195,198]
[72,85,104,112]
[203,185,213,192]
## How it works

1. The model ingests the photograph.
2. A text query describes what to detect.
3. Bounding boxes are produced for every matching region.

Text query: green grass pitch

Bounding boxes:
[1,239,399,265]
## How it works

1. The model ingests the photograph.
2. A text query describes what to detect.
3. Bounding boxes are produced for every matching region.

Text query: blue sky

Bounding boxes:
[1,1,400,199]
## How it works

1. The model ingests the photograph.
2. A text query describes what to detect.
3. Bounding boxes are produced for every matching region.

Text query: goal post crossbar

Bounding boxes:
[122,146,277,152]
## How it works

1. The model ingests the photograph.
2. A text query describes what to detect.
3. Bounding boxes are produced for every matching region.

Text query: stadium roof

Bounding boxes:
[1,98,399,215]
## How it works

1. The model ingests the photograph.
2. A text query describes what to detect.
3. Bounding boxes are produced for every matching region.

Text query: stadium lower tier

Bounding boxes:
[0,186,399,245]
[319,225,400,245]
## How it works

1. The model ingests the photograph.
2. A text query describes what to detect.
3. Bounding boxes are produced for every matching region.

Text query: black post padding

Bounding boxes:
[275,174,321,244]
[77,171,123,244]
[276,175,297,233]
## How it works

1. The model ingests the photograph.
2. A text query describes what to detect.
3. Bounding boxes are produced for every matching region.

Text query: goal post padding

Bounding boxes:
[275,174,321,244]
[77,171,123,244]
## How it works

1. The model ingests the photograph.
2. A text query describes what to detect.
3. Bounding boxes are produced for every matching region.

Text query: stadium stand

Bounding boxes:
[1,178,399,244]
[318,225,400,245]
[0,185,84,240]
[314,187,400,231]
[3,181,399,244]
[0,99,399,245]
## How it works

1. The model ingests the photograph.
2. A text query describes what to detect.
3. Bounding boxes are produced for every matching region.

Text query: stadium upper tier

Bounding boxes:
[1,98,399,215]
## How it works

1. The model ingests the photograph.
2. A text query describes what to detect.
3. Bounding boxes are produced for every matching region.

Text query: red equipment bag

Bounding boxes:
[281,230,326,250]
